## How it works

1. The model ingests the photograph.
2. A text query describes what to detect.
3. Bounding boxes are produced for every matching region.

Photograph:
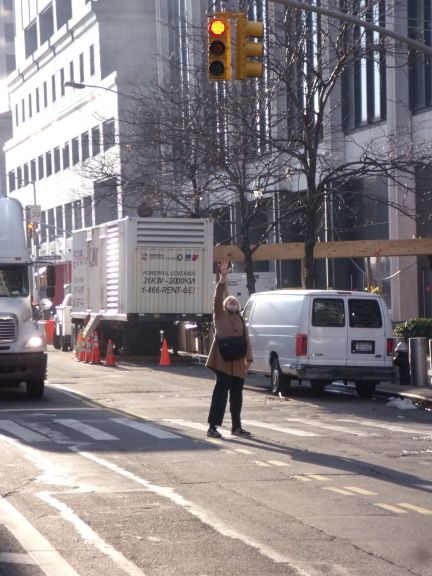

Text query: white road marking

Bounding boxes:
[38,491,146,576]
[374,503,408,514]
[76,449,313,574]
[0,498,81,575]
[397,503,432,515]
[343,487,377,496]
[322,487,354,495]
[252,460,272,468]
[112,417,181,439]
[242,420,319,437]
[0,552,36,564]
[163,418,208,432]
[267,460,290,467]
[55,419,118,441]
[0,420,48,442]
[284,418,379,437]
[336,419,430,435]
[307,474,330,482]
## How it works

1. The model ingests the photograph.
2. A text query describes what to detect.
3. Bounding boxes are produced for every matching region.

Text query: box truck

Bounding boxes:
[55,216,214,355]
[0,197,55,398]
[243,289,395,398]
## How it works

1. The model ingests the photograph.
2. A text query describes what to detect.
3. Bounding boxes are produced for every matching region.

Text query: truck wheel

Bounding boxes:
[270,359,290,395]
[53,332,61,350]
[355,381,377,399]
[26,380,44,400]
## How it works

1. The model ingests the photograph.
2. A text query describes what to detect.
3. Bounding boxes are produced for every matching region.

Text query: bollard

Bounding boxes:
[409,337,428,387]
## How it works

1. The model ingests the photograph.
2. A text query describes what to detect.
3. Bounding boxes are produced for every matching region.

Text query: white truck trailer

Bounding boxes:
[0,197,55,398]
[56,216,214,355]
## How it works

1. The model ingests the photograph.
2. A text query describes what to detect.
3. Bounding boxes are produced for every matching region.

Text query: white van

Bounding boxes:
[242,290,395,398]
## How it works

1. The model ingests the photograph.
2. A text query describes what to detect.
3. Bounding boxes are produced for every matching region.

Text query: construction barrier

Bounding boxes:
[159,337,172,366]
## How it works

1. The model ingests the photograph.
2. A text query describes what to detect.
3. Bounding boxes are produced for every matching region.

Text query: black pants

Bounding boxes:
[208,370,244,430]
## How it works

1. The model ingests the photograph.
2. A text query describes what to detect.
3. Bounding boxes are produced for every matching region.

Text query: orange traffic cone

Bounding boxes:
[74,330,82,361]
[85,335,93,363]
[79,336,87,362]
[91,331,101,365]
[159,337,172,366]
[105,339,116,367]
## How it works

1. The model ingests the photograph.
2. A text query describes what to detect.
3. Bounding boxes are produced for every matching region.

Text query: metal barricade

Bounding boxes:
[409,337,428,387]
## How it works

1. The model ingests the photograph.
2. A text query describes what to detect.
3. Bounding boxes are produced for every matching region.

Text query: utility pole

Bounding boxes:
[270,0,432,54]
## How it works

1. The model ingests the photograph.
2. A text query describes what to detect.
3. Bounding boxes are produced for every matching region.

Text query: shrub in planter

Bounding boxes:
[393,318,432,341]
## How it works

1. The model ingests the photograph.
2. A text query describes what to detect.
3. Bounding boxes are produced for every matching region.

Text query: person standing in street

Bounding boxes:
[205,260,253,439]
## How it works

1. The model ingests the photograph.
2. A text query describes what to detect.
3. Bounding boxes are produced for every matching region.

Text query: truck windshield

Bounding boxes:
[0,265,29,297]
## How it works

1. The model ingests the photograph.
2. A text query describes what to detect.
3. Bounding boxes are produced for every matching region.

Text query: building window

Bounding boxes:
[17,167,22,187]
[21,99,25,122]
[46,151,53,177]
[60,68,65,96]
[79,52,84,83]
[74,200,83,230]
[8,171,15,193]
[5,22,14,42]
[72,137,80,164]
[24,22,37,58]
[48,208,55,241]
[4,0,13,11]
[102,118,116,151]
[23,163,29,183]
[56,205,64,236]
[409,1,432,109]
[91,125,100,156]
[52,74,56,102]
[81,131,89,161]
[56,0,72,29]
[69,60,74,83]
[341,0,386,130]
[43,82,48,107]
[62,142,70,169]
[40,4,54,45]
[83,196,93,227]
[54,147,61,173]
[6,54,16,73]
[89,44,95,76]
[15,103,18,126]
[65,203,72,237]
[30,159,37,181]
[38,155,44,180]
[28,94,32,117]
[36,87,40,113]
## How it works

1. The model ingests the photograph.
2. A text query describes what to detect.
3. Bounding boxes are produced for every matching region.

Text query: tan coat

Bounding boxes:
[206,280,253,378]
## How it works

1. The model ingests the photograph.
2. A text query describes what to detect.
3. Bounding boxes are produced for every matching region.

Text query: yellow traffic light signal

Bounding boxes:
[26,221,34,240]
[208,16,231,81]
[235,14,264,80]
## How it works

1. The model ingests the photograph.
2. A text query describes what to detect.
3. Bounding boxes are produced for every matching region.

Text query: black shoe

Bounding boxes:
[231,427,252,437]
[207,426,222,439]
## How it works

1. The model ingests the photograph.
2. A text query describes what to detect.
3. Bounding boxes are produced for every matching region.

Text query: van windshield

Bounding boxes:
[0,265,29,297]
[349,299,382,328]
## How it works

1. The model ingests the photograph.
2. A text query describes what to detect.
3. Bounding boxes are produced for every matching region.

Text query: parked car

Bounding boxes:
[242,289,395,398]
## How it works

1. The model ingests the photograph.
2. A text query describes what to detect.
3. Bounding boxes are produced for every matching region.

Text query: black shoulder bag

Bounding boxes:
[216,317,247,361]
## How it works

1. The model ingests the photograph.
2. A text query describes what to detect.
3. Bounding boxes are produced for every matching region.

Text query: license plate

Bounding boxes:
[352,340,374,354]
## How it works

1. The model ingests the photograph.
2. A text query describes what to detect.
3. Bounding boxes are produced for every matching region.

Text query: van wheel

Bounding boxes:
[310,380,329,393]
[270,359,289,395]
[355,381,377,399]
[26,379,45,400]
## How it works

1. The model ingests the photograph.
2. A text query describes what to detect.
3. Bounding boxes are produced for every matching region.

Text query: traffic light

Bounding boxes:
[27,221,34,239]
[208,15,231,81]
[235,14,264,80]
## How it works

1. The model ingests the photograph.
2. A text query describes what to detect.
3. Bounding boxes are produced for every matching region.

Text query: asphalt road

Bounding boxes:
[0,349,431,576]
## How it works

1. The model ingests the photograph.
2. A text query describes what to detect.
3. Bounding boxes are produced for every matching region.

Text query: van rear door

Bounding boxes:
[346,297,386,368]
[307,297,348,366]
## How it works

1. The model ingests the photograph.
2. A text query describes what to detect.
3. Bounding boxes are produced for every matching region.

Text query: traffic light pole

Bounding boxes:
[269,0,432,55]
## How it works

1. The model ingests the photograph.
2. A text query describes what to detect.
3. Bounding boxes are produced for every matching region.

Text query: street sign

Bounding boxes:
[30,205,41,223]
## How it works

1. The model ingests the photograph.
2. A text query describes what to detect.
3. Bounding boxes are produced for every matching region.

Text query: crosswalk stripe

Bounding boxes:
[163,419,208,432]
[0,420,48,442]
[323,487,354,495]
[374,503,408,514]
[242,420,319,437]
[397,503,432,515]
[344,486,377,495]
[112,418,182,439]
[0,552,36,564]
[307,474,330,481]
[284,418,379,437]
[336,419,429,435]
[267,460,290,467]
[55,419,119,441]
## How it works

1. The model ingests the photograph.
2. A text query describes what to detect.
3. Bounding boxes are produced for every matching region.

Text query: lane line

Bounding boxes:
[55,419,118,441]
[0,498,81,576]
[307,474,330,482]
[267,460,290,467]
[252,460,272,468]
[111,418,181,439]
[38,491,146,576]
[397,503,432,515]
[242,420,319,437]
[76,448,313,574]
[336,419,429,435]
[284,418,379,437]
[322,487,354,495]
[343,487,377,496]
[374,503,408,514]
[0,420,48,443]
